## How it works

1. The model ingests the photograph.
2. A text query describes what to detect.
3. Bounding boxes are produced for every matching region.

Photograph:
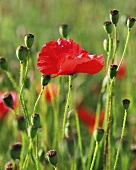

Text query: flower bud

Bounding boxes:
[65,122,73,139]
[110,9,119,25]
[127,17,135,29]
[38,149,46,163]
[4,161,17,170]
[66,138,75,157]
[41,74,50,87]
[27,125,38,139]
[47,150,58,167]
[2,92,14,109]
[31,113,41,128]
[24,77,30,89]
[109,64,118,79]
[59,24,69,38]
[16,46,28,61]
[122,99,130,110]
[9,142,22,160]
[16,114,26,131]
[103,21,112,34]
[24,34,34,48]
[0,57,8,70]
[94,128,104,143]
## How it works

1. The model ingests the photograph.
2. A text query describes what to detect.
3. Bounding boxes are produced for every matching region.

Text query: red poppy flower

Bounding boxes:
[77,106,104,134]
[0,91,17,120]
[37,38,104,77]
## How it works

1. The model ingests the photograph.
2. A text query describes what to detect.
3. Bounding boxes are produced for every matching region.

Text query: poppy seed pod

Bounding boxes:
[9,142,22,160]
[109,64,118,79]
[31,113,41,128]
[16,46,28,61]
[59,24,69,38]
[2,92,14,109]
[4,161,17,170]
[24,34,34,48]
[41,74,50,87]
[0,57,8,70]
[103,21,112,34]
[122,99,130,110]
[47,150,58,167]
[94,128,104,143]
[16,114,26,131]
[127,17,135,29]
[27,125,38,139]
[110,9,119,25]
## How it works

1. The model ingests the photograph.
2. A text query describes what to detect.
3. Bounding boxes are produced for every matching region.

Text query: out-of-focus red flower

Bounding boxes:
[77,106,105,134]
[44,83,59,102]
[37,38,104,77]
[0,91,17,120]
[116,61,126,79]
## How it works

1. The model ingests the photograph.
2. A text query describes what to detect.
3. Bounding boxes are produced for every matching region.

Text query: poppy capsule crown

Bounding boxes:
[37,38,104,78]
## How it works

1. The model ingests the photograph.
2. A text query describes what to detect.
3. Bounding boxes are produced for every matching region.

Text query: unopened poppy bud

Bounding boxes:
[16,115,26,131]
[103,21,112,34]
[24,34,34,48]
[110,9,119,25]
[9,142,22,160]
[59,24,69,38]
[65,122,73,138]
[127,17,135,29]
[27,125,38,139]
[41,74,50,87]
[47,150,58,167]
[38,149,46,163]
[94,128,104,143]
[31,113,41,128]
[16,46,28,61]
[122,99,130,110]
[0,57,8,70]
[24,77,30,89]
[2,92,14,109]
[110,64,118,79]
[66,138,75,157]
[4,161,17,170]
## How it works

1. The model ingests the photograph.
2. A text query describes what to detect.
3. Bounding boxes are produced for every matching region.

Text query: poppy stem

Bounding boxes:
[62,75,73,139]
[113,109,127,170]
[112,25,118,64]
[106,34,112,70]
[90,142,99,170]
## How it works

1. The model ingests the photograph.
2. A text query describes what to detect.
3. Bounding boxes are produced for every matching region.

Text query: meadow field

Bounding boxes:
[0,0,136,170]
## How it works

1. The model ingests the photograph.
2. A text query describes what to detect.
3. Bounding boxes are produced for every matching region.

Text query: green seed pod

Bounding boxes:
[2,92,14,109]
[31,113,41,128]
[47,150,58,167]
[38,149,46,163]
[109,64,118,79]
[9,142,22,160]
[127,17,135,29]
[41,74,50,87]
[122,99,130,110]
[110,9,119,25]
[0,57,8,70]
[103,21,112,34]
[16,115,26,131]
[59,24,69,38]
[24,34,34,48]
[4,161,17,170]
[94,128,104,143]
[27,125,38,139]
[65,122,73,139]
[16,46,28,61]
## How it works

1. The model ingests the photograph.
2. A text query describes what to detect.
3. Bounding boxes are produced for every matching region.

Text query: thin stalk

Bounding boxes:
[33,86,44,114]
[112,25,118,64]
[20,62,24,88]
[20,132,26,169]
[117,29,130,71]
[5,71,19,92]
[106,34,112,70]
[75,112,85,170]
[90,142,99,170]
[113,110,127,170]
[62,75,73,139]
[36,133,40,170]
